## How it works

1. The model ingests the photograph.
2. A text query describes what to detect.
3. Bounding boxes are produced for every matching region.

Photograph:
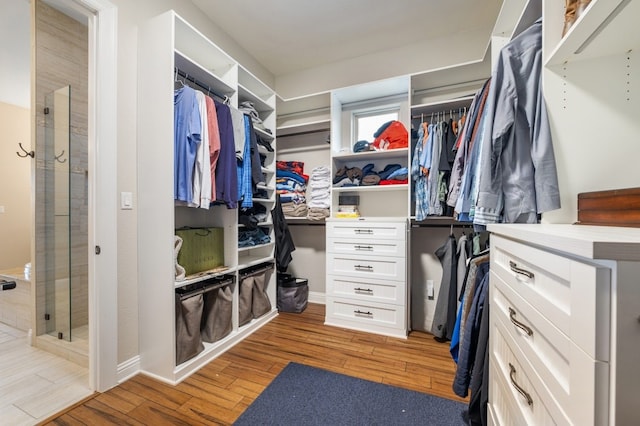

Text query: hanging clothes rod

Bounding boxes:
[174,68,228,103]
[240,262,274,277]
[176,276,234,300]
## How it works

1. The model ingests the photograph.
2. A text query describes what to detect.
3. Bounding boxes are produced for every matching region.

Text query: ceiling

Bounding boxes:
[191,0,504,77]
[1,0,506,108]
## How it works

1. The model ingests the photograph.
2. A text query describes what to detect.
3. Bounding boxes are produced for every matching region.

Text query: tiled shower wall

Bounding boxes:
[34,0,88,337]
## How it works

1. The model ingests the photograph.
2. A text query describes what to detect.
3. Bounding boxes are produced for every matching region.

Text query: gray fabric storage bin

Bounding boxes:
[239,264,274,325]
[238,274,254,326]
[175,292,204,365]
[252,266,273,319]
[201,284,233,343]
[277,278,308,313]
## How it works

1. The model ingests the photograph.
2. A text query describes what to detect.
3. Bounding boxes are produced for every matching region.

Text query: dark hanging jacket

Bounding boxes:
[430,234,458,340]
[273,193,295,272]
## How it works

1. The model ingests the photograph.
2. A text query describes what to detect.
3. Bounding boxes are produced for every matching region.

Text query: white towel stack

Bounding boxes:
[307,166,331,219]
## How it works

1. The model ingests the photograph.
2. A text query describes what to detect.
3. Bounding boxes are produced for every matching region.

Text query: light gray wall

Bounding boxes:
[275,27,491,100]
[0,102,30,270]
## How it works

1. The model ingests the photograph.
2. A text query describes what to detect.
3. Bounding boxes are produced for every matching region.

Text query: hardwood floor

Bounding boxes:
[43,303,467,425]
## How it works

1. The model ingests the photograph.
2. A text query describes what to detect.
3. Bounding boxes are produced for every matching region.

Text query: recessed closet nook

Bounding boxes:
[135,0,640,424]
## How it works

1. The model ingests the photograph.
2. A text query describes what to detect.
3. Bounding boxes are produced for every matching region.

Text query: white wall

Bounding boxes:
[0,102,31,270]
[0,0,30,108]
[275,27,490,100]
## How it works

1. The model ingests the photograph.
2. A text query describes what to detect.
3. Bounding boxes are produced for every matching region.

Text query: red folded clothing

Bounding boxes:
[379,179,408,185]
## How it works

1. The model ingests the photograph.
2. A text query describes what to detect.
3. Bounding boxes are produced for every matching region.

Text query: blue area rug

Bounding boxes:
[234,362,468,425]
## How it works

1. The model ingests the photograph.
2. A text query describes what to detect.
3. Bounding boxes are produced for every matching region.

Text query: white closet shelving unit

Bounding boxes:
[329,76,411,218]
[237,64,277,269]
[137,10,277,384]
[323,76,411,336]
[485,0,640,423]
[542,0,640,223]
[276,92,331,223]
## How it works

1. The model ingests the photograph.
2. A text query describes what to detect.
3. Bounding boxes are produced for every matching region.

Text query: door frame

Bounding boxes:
[49,0,119,392]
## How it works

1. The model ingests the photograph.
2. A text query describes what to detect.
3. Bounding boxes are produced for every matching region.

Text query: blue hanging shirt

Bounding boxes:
[174,86,201,204]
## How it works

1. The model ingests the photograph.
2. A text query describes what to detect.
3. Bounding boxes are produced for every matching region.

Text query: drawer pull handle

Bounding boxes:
[354,265,373,271]
[354,310,373,316]
[509,261,534,279]
[354,229,374,234]
[354,245,374,251]
[354,287,373,294]
[509,363,533,406]
[509,307,533,336]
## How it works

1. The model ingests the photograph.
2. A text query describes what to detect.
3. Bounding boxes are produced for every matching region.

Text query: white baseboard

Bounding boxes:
[117,355,140,384]
[308,291,325,305]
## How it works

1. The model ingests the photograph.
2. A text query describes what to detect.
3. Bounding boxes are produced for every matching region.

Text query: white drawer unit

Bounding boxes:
[328,253,406,281]
[325,296,406,333]
[326,275,405,305]
[327,237,405,257]
[487,224,640,425]
[325,218,408,338]
[327,220,406,241]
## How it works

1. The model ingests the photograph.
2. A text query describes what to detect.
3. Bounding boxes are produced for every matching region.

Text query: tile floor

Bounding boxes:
[0,323,92,425]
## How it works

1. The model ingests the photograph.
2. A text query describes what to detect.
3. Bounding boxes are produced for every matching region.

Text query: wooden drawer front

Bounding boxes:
[325,297,405,330]
[326,275,405,305]
[491,235,610,360]
[492,275,608,425]
[327,237,405,257]
[490,318,570,425]
[328,254,406,281]
[327,221,406,241]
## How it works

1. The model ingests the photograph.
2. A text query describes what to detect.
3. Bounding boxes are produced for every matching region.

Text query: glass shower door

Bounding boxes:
[45,85,72,341]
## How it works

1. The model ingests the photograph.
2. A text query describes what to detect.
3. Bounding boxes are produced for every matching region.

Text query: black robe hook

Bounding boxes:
[17,142,34,158]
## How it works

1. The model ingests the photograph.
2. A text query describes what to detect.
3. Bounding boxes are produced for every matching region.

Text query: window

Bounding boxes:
[354,109,398,142]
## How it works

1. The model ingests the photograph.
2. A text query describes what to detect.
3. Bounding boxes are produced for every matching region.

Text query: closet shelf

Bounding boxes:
[253,198,275,204]
[238,241,274,253]
[174,50,235,97]
[411,95,475,119]
[239,83,274,114]
[332,148,409,162]
[255,127,275,141]
[255,183,274,192]
[285,217,327,225]
[545,0,637,67]
[174,267,233,288]
[237,254,276,270]
[332,184,409,193]
[410,217,469,228]
[276,119,331,137]
[238,221,273,229]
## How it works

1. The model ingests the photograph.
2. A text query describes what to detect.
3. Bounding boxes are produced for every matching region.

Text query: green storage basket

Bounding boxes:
[175,227,224,276]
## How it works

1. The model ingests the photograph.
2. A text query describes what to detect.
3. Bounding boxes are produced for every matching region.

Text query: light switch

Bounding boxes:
[427,280,434,300]
[0,206,4,213]
[120,192,133,210]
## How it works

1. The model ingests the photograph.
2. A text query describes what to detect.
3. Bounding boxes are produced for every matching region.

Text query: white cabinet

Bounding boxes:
[325,218,408,338]
[541,0,640,223]
[137,10,277,384]
[487,224,640,425]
